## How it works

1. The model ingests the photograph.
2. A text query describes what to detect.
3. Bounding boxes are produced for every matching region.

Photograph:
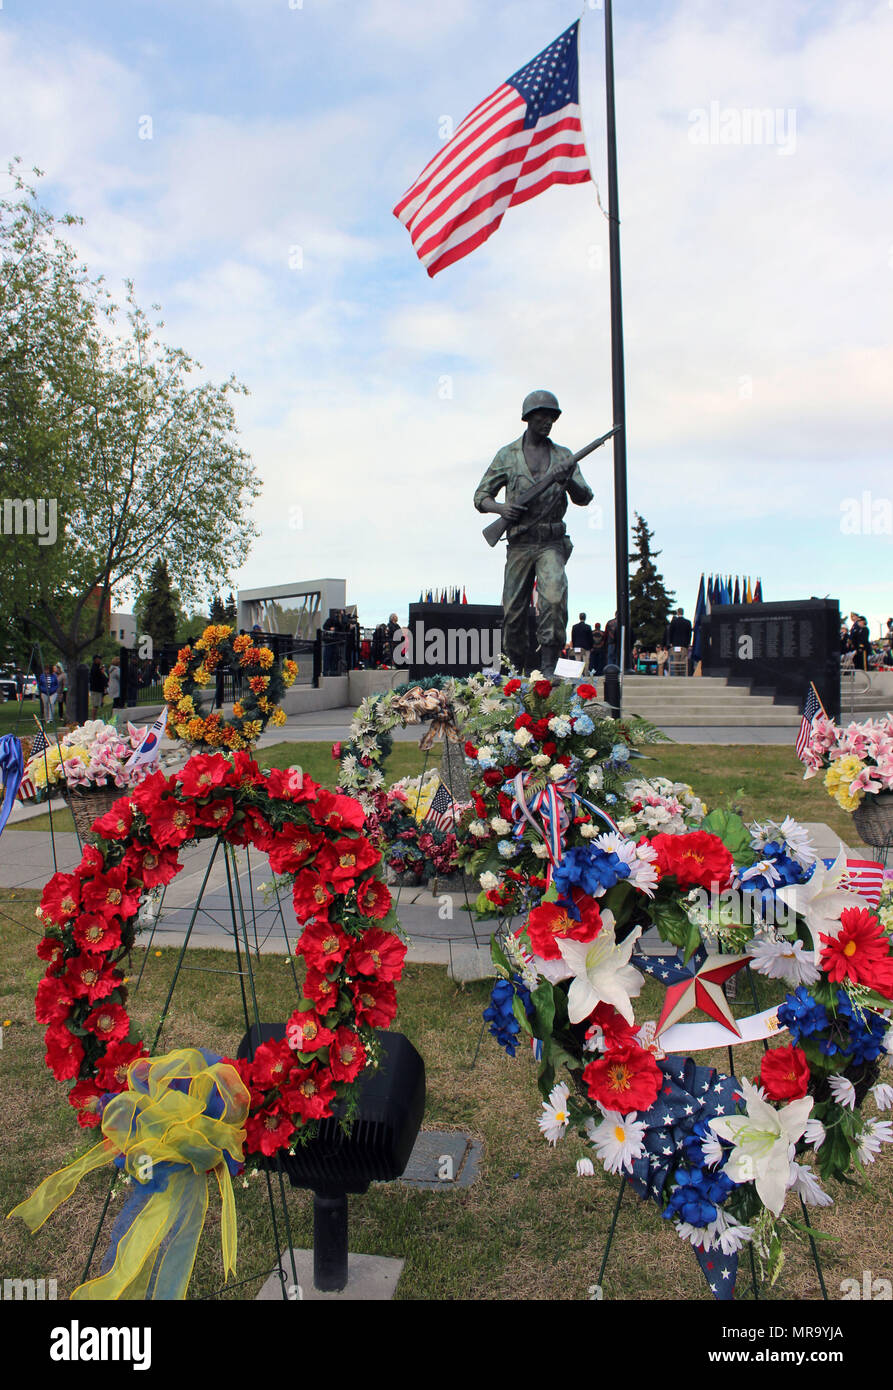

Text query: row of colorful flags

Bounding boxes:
[707,575,763,606]
[419,587,468,604]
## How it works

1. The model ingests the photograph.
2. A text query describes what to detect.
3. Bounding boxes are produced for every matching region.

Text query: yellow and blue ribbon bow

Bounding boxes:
[8,1048,249,1300]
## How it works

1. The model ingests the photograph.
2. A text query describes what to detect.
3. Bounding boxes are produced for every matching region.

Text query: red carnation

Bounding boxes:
[514,713,534,730]
[525,899,602,961]
[328,1027,367,1082]
[503,678,522,695]
[820,908,893,997]
[91,801,134,841]
[351,977,397,1028]
[758,1044,811,1101]
[44,1023,85,1081]
[577,683,597,700]
[84,1001,130,1043]
[347,928,407,982]
[356,877,392,919]
[532,718,551,741]
[533,679,552,698]
[297,919,351,973]
[650,831,734,892]
[483,769,504,788]
[542,742,557,757]
[581,1045,663,1115]
[464,740,479,758]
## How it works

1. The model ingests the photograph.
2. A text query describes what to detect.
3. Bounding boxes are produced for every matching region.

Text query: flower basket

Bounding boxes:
[65,784,129,842]
[852,790,893,848]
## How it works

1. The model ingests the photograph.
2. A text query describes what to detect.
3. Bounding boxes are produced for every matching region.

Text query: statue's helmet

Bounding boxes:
[521,389,561,420]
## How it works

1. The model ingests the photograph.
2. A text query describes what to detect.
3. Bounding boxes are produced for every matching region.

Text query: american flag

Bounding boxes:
[842,857,886,907]
[393,22,592,277]
[795,685,822,762]
[424,782,471,834]
[17,728,50,801]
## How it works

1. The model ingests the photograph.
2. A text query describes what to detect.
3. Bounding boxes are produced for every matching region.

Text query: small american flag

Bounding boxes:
[394,22,591,277]
[795,685,822,762]
[842,857,886,907]
[17,728,50,801]
[424,782,472,834]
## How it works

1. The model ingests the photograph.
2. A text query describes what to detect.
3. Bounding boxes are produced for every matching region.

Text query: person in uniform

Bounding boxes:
[474,390,593,676]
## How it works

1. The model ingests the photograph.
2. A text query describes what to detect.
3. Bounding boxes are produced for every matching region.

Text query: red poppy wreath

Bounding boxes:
[33,749,406,1158]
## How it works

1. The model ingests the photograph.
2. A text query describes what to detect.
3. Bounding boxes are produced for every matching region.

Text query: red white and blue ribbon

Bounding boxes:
[510,769,622,881]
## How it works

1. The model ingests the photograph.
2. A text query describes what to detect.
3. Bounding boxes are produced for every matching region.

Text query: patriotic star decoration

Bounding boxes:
[653,945,751,1039]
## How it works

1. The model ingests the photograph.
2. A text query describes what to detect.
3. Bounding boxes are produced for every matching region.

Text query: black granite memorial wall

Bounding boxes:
[401,603,503,680]
[701,599,841,720]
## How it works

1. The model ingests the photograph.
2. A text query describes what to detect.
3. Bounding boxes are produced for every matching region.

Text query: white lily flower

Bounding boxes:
[709,1078,813,1217]
[556,913,643,1024]
[775,848,871,953]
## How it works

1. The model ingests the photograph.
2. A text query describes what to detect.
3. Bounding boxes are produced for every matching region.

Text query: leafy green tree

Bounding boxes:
[629,513,675,649]
[134,559,179,652]
[0,167,261,670]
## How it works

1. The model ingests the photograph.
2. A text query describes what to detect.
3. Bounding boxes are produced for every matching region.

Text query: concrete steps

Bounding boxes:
[615,674,801,727]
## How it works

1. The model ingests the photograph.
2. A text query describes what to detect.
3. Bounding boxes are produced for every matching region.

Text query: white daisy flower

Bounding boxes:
[576,1158,595,1177]
[787,1161,833,1207]
[804,1117,826,1150]
[871,1083,893,1111]
[538,1083,571,1146]
[828,1075,857,1110]
[746,936,820,987]
[674,1210,754,1255]
[864,1118,893,1145]
[585,1110,646,1175]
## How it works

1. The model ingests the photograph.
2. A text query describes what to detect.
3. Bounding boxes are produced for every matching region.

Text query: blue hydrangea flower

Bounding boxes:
[573,713,594,735]
[553,845,631,899]
[483,977,533,1057]
[662,1167,735,1227]
[611,743,630,763]
[777,987,829,1043]
[835,990,888,1065]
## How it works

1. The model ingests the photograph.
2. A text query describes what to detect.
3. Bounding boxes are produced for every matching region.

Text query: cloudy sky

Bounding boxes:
[2,0,891,634]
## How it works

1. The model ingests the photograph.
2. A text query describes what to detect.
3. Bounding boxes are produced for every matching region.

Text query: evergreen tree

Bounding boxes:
[209,594,227,623]
[224,592,237,624]
[135,560,178,652]
[629,514,676,649]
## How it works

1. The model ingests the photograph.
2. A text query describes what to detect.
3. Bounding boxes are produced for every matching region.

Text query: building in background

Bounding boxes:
[238,579,346,638]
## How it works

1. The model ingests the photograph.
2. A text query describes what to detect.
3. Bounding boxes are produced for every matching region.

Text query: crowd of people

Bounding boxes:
[841,613,893,671]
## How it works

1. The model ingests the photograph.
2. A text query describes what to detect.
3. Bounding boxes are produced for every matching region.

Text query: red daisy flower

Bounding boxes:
[285,1011,335,1055]
[292,869,334,922]
[41,872,82,926]
[36,935,65,972]
[351,977,397,1029]
[355,877,392,920]
[248,1039,294,1091]
[44,1023,85,1081]
[297,920,351,974]
[759,1044,811,1101]
[245,1104,295,1157]
[73,915,122,954]
[525,899,602,961]
[69,1078,106,1128]
[649,831,734,892]
[84,1001,130,1043]
[583,1002,641,1053]
[91,800,135,841]
[64,954,120,1004]
[328,1027,367,1082]
[581,1045,663,1115]
[266,823,325,876]
[95,1040,148,1093]
[281,1067,336,1122]
[121,843,182,890]
[820,908,893,997]
[35,975,76,1024]
[81,867,141,922]
[346,928,406,982]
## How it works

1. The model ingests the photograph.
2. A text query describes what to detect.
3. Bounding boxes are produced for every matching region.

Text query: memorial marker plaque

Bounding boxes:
[701,598,840,719]
[402,602,504,680]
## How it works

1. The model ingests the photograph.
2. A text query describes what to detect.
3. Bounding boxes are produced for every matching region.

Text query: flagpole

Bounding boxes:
[604,0,630,673]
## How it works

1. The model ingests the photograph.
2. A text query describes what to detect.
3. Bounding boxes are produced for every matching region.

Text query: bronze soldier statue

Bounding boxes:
[474,390,594,677]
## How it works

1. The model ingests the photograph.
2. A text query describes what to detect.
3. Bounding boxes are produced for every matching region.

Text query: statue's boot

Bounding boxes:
[539,644,561,679]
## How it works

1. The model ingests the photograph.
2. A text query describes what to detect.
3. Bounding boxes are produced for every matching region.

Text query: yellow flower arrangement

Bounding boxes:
[272,708,287,727]
[824,755,865,811]
[164,624,294,751]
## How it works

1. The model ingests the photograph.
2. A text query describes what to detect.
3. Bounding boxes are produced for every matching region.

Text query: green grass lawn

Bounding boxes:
[1,890,889,1302]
